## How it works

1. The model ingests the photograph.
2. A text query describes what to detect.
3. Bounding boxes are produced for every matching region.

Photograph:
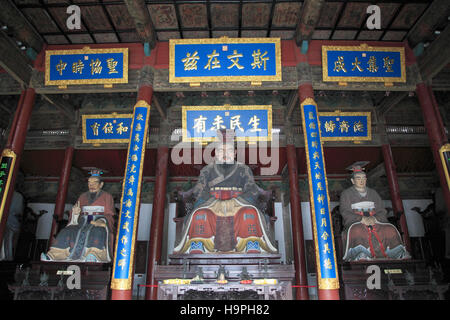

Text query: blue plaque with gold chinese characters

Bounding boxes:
[111,100,150,291]
[0,149,17,225]
[170,38,281,83]
[322,45,405,84]
[301,98,339,291]
[45,48,128,86]
[182,105,272,143]
[318,111,371,141]
[82,114,133,144]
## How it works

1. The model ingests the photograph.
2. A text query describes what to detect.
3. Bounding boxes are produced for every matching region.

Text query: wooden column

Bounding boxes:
[0,88,35,247]
[286,144,309,300]
[145,144,169,300]
[381,144,412,252]
[48,146,74,248]
[416,83,450,213]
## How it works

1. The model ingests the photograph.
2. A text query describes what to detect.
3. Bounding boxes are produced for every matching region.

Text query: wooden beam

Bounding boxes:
[286,91,299,119]
[295,0,325,45]
[152,95,166,120]
[0,30,32,87]
[377,92,409,115]
[124,0,157,49]
[41,94,76,121]
[419,23,450,81]
[407,0,450,49]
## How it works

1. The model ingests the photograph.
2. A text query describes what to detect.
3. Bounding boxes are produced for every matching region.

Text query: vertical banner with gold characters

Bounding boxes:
[300,98,339,290]
[0,149,17,223]
[111,100,150,291]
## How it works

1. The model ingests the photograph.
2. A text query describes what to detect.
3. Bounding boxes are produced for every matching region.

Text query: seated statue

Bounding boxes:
[174,130,277,254]
[339,165,410,261]
[41,170,116,262]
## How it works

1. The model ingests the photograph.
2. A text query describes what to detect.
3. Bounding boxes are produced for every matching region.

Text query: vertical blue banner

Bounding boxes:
[111,100,150,291]
[301,98,339,290]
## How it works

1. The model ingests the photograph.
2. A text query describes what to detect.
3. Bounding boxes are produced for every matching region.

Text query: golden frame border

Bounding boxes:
[45,48,129,86]
[322,44,406,83]
[0,149,17,224]
[181,105,272,143]
[169,37,282,83]
[82,113,133,144]
[318,111,372,141]
[300,98,340,290]
[111,100,151,291]
[439,143,450,191]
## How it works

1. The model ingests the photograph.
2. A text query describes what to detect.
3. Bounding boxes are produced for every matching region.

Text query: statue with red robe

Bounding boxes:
[339,165,410,261]
[174,130,277,254]
[41,171,116,262]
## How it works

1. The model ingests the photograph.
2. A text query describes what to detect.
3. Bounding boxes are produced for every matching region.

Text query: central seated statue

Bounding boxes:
[173,130,277,254]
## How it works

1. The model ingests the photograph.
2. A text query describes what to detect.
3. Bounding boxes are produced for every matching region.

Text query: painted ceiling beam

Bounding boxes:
[406,0,450,49]
[419,23,450,82]
[152,95,166,120]
[124,0,157,49]
[294,0,325,46]
[41,94,77,122]
[0,0,44,54]
[377,92,409,116]
[0,30,33,87]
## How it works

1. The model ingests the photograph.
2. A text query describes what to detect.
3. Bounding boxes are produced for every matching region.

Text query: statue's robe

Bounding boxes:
[339,186,410,261]
[0,192,24,261]
[47,190,115,262]
[174,162,277,254]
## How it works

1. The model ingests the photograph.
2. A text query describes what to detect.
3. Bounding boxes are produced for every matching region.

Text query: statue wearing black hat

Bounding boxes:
[41,170,116,262]
[174,129,277,254]
[339,164,410,261]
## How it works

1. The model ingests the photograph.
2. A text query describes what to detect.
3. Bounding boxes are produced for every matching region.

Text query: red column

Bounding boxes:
[298,83,340,300]
[48,146,74,248]
[111,84,153,300]
[286,144,309,300]
[416,83,450,212]
[145,145,169,300]
[0,88,36,247]
[381,144,411,252]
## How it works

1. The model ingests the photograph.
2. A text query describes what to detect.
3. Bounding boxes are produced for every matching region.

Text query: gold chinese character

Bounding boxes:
[133,145,139,152]
[211,115,226,131]
[351,57,363,72]
[317,182,323,191]
[309,112,315,120]
[317,194,324,205]
[102,122,113,134]
[324,258,332,270]
[321,217,327,227]
[314,162,321,170]
[311,132,317,138]
[204,49,221,70]
[131,154,138,162]
[383,56,394,72]
[72,60,84,74]
[90,58,102,75]
[321,231,329,241]
[106,58,118,74]
[121,235,128,245]
[227,50,244,70]
[353,121,364,133]
[56,60,67,76]
[125,199,132,207]
[315,172,321,180]
[324,120,336,133]
[367,56,378,73]
[124,210,131,219]
[136,114,144,121]
[313,151,319,159]
[248,115,262,132]
[251,49,269,70]
[128,175,135,185]
[320,208,325,215]
[118,258,126,270]
[182,51,200,71]
[127,188,133,197]
[116,122,129,135]
[120,248,127,257]
[311,141,318,148]
[123,221,130,233]
[309,122,316,130]
[323,243,331,254]
[193,115,207,133]
[135,123,142,132]
[134,133,140,143]
[339,120,349,133]
[230,115,244,132]
[91,122,100,136]
[129,164,136,173]
[333,56,346,72]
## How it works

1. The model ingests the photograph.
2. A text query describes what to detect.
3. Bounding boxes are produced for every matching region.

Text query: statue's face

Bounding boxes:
[88,177,103,193]
[215,143,235,164]
[351,172,367,189]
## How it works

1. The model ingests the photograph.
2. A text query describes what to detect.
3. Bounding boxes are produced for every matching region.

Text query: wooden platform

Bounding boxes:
[339,259,449,300]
